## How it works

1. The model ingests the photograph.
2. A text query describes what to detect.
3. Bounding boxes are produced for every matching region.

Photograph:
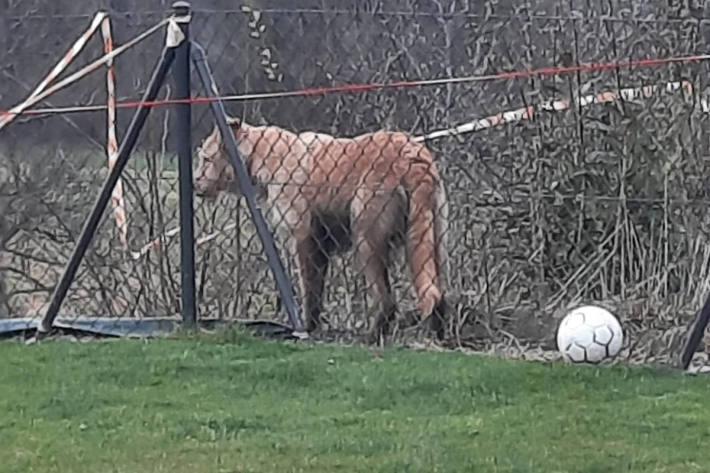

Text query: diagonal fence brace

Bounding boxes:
[190,40,308,338]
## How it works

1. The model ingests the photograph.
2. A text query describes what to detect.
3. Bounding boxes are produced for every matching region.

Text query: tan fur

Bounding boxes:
[194,118,449,340]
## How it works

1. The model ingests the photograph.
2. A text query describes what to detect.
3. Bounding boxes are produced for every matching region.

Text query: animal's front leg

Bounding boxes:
[294,237,329,332]
[268,194,318,331]
[279,198,325,333]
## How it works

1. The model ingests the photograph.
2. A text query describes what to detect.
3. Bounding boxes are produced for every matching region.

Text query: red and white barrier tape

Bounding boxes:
[130,223,237,260]
[0,12,107,130]
[0,17,168,128]
[0,12,171,255]
[414,80,694,142]
[101,16,129,252]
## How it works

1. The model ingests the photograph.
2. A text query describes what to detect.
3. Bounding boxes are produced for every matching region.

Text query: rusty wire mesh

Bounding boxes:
[2,1,710,364]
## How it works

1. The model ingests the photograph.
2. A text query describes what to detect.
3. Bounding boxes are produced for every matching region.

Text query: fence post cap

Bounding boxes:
[172,1,191,13]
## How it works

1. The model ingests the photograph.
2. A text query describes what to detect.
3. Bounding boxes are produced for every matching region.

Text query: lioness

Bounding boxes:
[194,118,449,341]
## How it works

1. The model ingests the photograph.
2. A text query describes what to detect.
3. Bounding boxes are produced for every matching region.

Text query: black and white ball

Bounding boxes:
[556,305,623,364]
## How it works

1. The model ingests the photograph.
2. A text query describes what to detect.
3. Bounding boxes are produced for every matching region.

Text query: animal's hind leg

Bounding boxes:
[354,236,396,343]
[352,189,402,343]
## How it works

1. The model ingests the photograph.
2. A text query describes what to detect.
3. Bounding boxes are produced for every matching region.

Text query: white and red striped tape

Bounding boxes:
[0,12,170,254]
[100,16,129,251]
[414,80,694,142]
[129,223,238,260]
[0,12,107,130]
[0,17,168,131]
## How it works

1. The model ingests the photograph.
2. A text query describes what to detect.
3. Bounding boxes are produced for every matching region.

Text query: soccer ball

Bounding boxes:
[556,305,623,364]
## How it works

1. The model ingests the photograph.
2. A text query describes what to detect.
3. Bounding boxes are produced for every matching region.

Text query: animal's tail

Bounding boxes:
[400,139,449,336]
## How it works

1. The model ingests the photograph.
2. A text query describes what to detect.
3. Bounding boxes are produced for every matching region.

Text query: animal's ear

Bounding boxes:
[226,116,242,128]
[200,124,222,150]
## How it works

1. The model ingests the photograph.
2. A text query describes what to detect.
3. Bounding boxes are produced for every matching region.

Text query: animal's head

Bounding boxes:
[193,117,242,200]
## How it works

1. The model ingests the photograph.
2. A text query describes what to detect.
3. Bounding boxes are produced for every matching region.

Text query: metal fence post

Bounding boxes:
[681,293,710,369]
[172,1,197,329]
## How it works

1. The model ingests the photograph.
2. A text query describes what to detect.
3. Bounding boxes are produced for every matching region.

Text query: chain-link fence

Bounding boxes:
[2,1,710,365]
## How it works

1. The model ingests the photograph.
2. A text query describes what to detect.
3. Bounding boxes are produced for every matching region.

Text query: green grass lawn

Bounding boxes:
[1,331,709,473]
